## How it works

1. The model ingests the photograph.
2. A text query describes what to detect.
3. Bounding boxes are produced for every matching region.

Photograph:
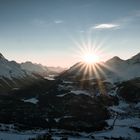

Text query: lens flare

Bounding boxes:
[72,36,115,95]
[83,53,100,64]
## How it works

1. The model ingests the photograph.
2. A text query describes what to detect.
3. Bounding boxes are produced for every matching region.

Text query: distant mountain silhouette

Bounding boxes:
[21,61,66,76]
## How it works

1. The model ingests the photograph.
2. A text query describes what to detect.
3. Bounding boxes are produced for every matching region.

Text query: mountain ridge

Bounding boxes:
[0,52,140,87]
[60,52,140,83]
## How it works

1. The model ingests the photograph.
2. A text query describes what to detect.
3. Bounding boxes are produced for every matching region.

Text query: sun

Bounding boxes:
[82,53,100,64]
[74,39,102,65]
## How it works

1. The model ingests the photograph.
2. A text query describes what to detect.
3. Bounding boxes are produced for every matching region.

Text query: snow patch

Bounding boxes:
[57,93,67,97]
[0,131,36,140]
[57,90,91,97]
[71,90,90,96]
[94,125,140,139]
[44,77,55,80]
[109,101,129,113]
[107,117,140,126]
[22,98,38,104]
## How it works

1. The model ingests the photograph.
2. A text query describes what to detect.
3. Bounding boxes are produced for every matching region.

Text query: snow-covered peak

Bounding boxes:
[0,54,32,79]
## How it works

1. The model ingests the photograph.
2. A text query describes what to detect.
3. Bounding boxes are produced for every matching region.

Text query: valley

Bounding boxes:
[0,53,140,139]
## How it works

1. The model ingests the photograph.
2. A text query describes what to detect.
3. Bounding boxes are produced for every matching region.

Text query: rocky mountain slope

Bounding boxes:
[0,53,65,92]
[0,53,39,92]
[0,53,29,79]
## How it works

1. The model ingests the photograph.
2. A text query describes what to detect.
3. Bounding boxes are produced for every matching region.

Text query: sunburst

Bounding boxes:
[73,37,112,95]
[82,52,100,64]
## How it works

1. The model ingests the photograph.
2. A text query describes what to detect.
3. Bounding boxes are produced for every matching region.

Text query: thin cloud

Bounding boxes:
[54,20,63,24]
[94,24,119,29]
[90,10,140,31]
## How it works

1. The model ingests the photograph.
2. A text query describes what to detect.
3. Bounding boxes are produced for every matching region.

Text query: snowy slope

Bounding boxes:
[0,53,29,79]
[0,53,38,91]
[94,100,140,140]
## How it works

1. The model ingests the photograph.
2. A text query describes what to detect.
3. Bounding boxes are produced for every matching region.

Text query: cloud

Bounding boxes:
[90,10,140,31]
[94,24,119,29]
[54,20,63,24]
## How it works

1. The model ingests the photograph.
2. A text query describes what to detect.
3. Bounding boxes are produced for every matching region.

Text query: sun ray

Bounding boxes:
[72,35,121,94]
[95,63,108,79]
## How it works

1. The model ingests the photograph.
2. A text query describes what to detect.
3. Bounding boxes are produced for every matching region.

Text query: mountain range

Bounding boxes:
[21,61,66,76]
[61,52,140,83]
[0,53,65,92]
[0,52,140,92]
[0,52,140,139]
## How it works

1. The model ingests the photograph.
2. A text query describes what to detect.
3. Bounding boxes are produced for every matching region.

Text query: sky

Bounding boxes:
[0,0,140,67]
